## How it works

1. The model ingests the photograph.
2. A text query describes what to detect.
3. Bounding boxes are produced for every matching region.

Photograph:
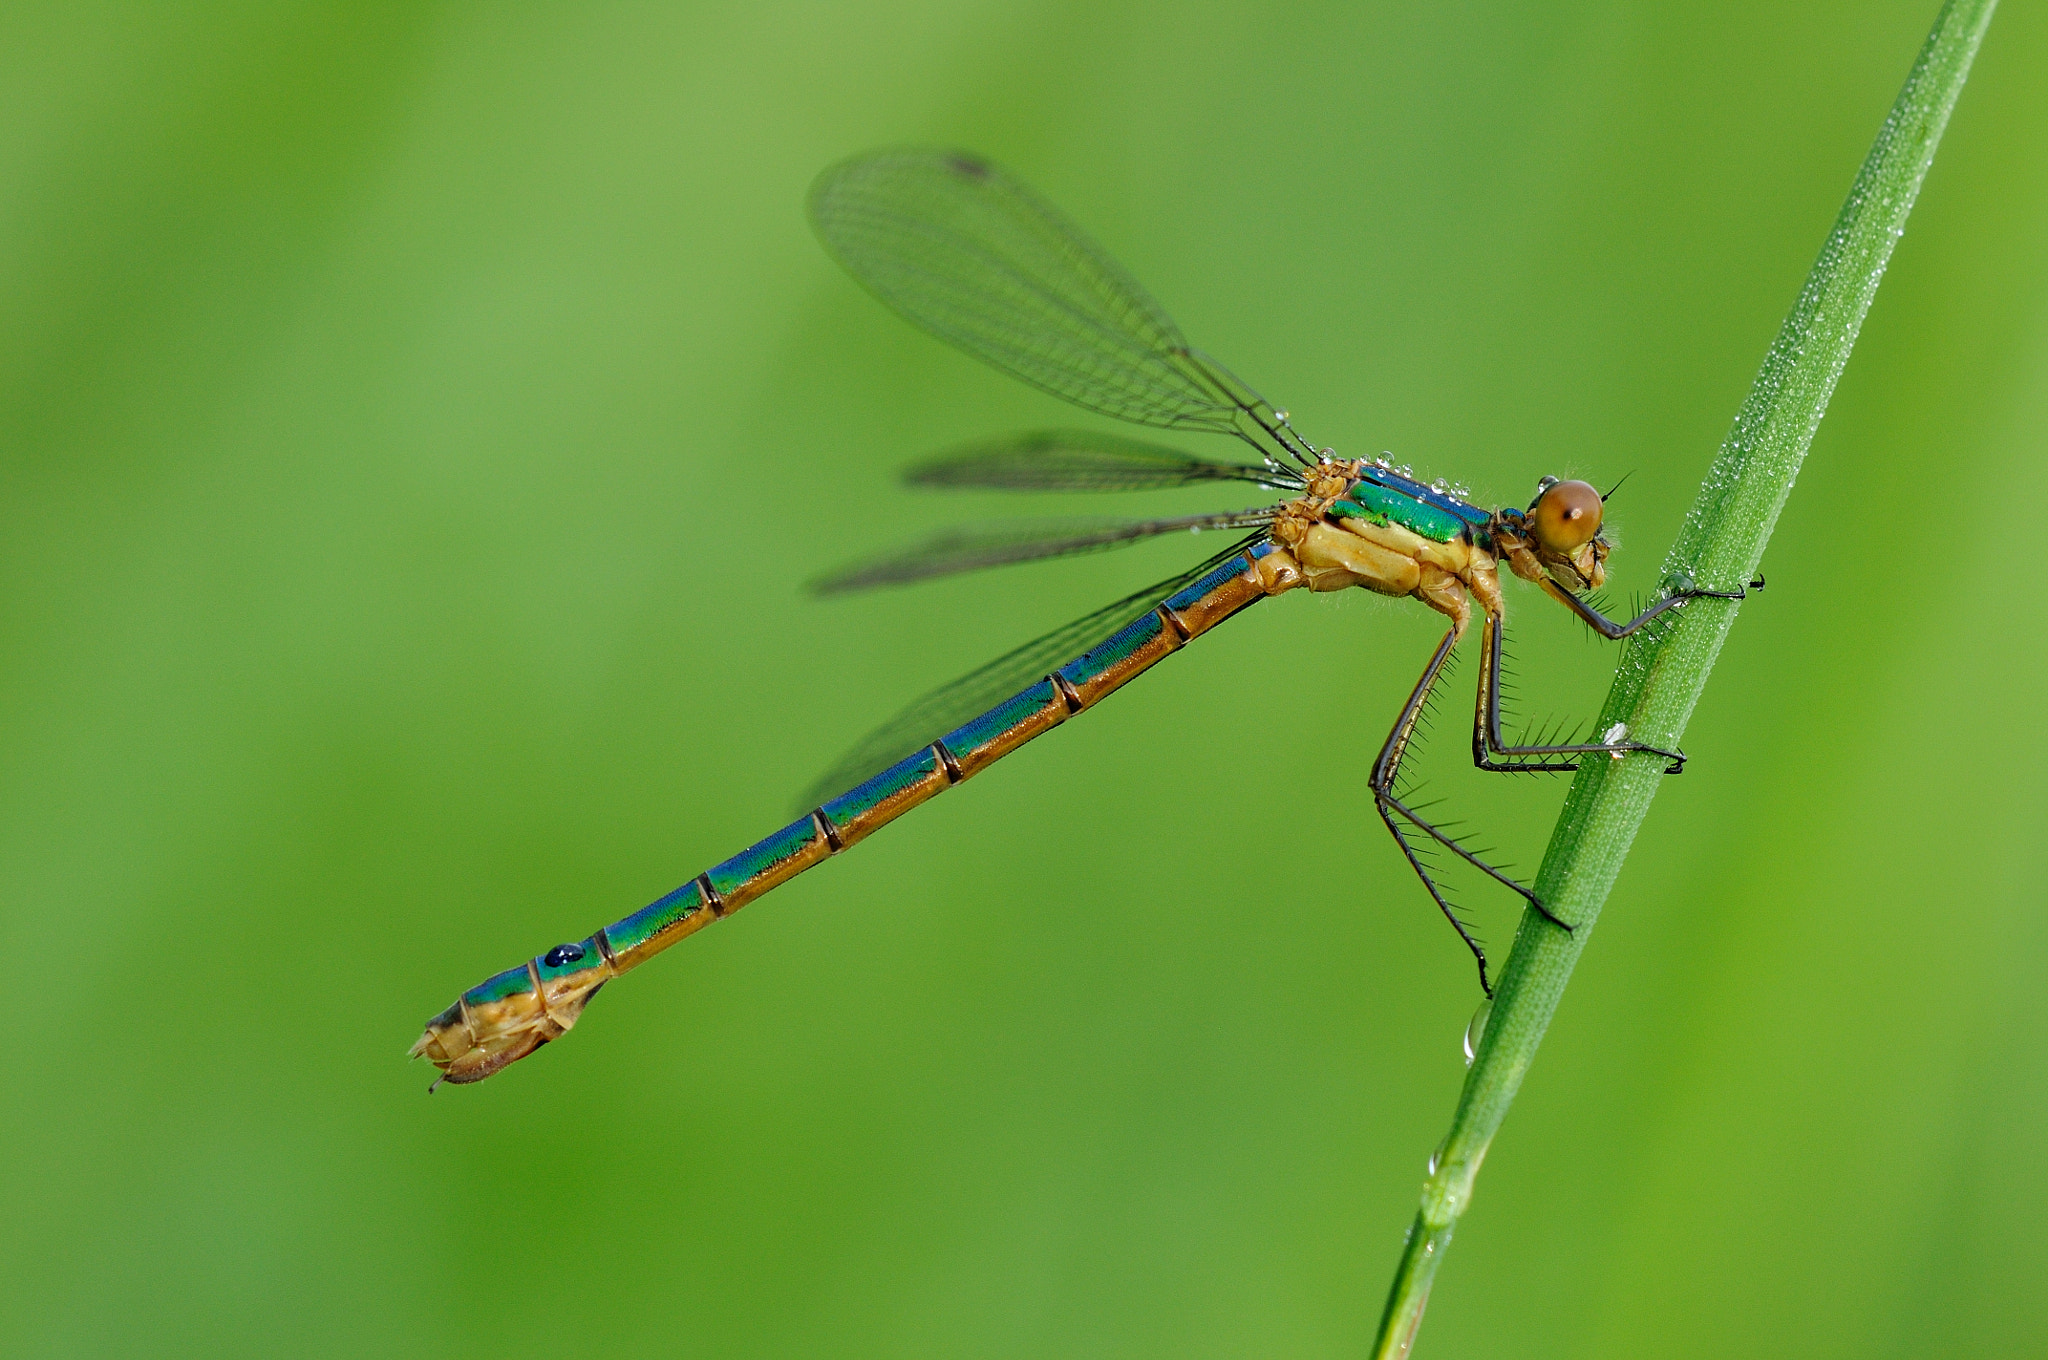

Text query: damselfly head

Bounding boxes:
[1528,478,1603,554]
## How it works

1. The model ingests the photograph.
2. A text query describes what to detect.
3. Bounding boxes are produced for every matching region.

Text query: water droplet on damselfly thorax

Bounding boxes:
[1430,478,1448,493]
[1462,997,1492,1066]
[1397,464,1413,477]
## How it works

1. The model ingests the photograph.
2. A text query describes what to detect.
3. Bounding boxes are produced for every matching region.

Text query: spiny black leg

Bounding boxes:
[1378,786,1566,927]
[1469,613,1577,775]
[1538,572,1759,640]
[1472,614,1687,773]
[1377,799,1494,996]
[1476,570,1764,772]
[1370,628,1572,992]
[1370,628,1461,795]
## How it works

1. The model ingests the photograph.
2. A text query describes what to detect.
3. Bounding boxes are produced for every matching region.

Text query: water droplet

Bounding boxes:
[1375,455,1392,468]
[1398,464,1413,477]
[1431,478,1448,493]
[1462,998,1492,1066]
[1273,409,1289,423]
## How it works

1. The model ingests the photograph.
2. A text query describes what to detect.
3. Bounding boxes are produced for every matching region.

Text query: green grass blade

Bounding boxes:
[1371,2,1997,1354]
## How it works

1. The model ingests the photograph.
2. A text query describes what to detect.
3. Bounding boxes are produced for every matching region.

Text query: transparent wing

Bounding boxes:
[906,429,1288,492]
[798,535,1264,810]
[808,509,1277,595]
[810,149,1291,445]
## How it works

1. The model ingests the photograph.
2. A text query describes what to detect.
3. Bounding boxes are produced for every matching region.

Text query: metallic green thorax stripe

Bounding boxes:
[1329,484,1465,543]
[1332,467,1491,545]
[473,544,1276,1016]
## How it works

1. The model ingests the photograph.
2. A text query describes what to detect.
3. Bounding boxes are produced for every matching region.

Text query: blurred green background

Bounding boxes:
[3,2,2043,1355]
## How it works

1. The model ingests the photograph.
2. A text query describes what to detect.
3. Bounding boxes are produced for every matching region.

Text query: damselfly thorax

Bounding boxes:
[413,150,1753,1088]
[1257,458,1617,634]
[1261,459,1503,624]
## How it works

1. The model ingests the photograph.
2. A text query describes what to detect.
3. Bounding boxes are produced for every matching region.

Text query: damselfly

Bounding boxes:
[413,149,1756,1087]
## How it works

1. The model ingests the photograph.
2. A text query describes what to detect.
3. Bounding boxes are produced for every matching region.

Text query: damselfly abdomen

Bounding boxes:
[413,150,1752,1087]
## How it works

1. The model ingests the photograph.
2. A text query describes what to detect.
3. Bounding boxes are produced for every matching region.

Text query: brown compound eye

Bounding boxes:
[1530,479,1603,553]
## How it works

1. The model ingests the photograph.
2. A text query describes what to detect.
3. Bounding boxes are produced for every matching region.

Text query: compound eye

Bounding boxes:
[1531,479,1603,552]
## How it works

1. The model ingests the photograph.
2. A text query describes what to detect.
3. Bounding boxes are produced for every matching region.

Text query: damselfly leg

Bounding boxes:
[1534,576,1758,640]
[1371,627,1570,995]
[1472,615,1684,771]
[1473,579,1762,772]
[1375,576,1763,992]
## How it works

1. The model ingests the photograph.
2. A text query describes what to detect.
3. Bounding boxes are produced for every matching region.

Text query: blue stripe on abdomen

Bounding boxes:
[463,963,536,1007]
[605,879,710,956]
[821,747,941,825]
[706,816,822,898]
[941,679,1059,758]
[1163,555,1255,613]
[1057,611,1163,687]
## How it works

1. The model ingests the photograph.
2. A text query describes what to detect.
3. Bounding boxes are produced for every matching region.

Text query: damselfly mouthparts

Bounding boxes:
[413,149,1755,1087]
